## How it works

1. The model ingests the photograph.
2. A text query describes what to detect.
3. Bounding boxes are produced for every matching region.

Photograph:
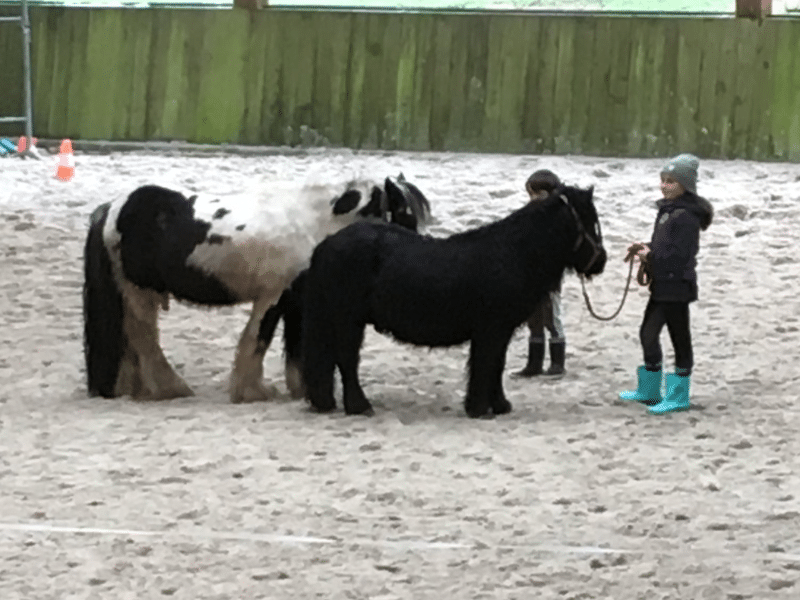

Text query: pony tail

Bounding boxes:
[281,270,307,399]
[300,263,337,411]
[83,203,125,397]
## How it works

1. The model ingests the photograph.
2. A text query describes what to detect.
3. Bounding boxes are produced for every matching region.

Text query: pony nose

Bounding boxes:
[585,248,607,278]
[596,249,608,273]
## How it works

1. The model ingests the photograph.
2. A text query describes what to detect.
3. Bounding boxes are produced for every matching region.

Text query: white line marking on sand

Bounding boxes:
[6,522,798,560]
[0,522,630,554]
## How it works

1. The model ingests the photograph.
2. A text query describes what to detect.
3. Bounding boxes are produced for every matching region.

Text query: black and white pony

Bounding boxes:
[300,184,607,419]
[83,174,430,403]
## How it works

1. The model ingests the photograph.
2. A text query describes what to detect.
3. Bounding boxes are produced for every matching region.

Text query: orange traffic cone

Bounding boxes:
[55,139,75,181]
[17,135,38,153]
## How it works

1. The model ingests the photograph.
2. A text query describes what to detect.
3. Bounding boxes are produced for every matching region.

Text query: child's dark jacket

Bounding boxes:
[648,192,713,303]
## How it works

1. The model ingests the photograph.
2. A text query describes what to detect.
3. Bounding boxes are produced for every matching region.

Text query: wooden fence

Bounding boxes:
[1,7,798,160]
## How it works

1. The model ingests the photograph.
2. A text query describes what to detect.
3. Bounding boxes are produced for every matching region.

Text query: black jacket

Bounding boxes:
[647,192,713,302]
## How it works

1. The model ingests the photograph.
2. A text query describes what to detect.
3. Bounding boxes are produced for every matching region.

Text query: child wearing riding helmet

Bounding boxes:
[514,169,568,379]
[619,153,713,414]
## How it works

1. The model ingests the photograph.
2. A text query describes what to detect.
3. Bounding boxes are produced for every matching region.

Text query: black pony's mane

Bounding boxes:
[447,184,589,243]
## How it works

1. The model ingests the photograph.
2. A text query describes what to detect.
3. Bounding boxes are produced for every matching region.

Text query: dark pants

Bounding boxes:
[640,298,693,374]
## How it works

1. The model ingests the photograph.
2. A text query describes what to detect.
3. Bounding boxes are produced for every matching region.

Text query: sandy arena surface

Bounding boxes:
[0,147,798,599]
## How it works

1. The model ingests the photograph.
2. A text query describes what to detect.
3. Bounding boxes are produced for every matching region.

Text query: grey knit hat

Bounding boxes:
[661,153,699,194]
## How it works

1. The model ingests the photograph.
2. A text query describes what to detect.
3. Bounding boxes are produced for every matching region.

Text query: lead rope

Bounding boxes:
[579,257,636,321]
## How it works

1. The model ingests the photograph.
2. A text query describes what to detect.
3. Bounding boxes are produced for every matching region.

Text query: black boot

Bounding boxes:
[543,340,566,378]
[513,341,545,377]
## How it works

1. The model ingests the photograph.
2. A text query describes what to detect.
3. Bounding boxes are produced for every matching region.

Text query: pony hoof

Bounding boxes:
[133,384,195,401]
[230,382,277,403]
[309,399,337,413]
[285,363,305,399]
[493,399,513,415]
[464,405,492,419]
[345,405,375,417]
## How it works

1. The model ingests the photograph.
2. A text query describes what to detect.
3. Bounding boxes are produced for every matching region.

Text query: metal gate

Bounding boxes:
[0,0,36,158]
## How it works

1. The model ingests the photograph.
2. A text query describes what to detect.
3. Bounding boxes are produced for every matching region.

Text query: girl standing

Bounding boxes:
[619,154,713,414]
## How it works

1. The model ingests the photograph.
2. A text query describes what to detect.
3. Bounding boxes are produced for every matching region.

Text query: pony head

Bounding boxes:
[349,173,431,232]
[557,185,606,279]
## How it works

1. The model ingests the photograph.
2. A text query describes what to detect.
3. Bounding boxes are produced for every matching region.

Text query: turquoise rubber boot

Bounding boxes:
[649,373,691,414]
[619,366,662,406]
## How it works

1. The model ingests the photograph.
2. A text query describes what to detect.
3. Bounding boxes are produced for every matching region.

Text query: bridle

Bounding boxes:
[560,193,633,321]
[560,194,604,274]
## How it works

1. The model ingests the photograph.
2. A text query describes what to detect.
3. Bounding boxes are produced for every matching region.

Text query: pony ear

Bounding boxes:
[384,176,401,197]
[331,189,362,215]
[388,175,432,226]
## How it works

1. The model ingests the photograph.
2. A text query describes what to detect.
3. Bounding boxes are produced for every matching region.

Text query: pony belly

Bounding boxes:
[187,238,305,303]
[372,315,471,348]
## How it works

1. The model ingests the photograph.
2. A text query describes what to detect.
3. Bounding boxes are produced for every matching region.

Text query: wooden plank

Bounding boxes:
[82,9,124,139]
[309,11,333,146]
[394,13,417,150]
[62,9,91,139]
[238,9,268,145]
[30,8,55,137]
[326,13,352,147]
[141,9,168,139]
[494,15,529,153]
[534,15,559,153]
[307,11,350,147]
[634,19,665,156]
[675,19,703,154]
[109,9,135,139]
[552,17,576,155]
[766,20,793,159]
[788,22,800,161]
[179,11,209,142]
[604,16,633,155]
[624,17,648,156]
[125,9,155,140]
[654,20,679,157]
[276,11,316,145]
[162,11,193,140]
[693,18,723,158]
[289,12,317,143]
[565,17,595,155]
[746,20,779,159]
[43,8,69,137]
[461,16,490,151]
[584,18,615,156]
[731,20,760,158]
[442,14,471,151]
[519,16,542,152]
[343,13,367,148]
[410,13,435,151]
[715,19,739,158]
[377,12,403,149]
[0,7,23,136]
[259,9,284,145]
[428,13,454,151]
[356,12,386,149]
[143,10,187,140]
[481,16,501,151]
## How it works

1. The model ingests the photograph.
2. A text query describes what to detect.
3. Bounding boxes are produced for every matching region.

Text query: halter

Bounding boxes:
[560,194,604,273]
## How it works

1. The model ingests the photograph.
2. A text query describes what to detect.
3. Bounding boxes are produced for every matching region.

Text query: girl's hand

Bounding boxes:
[624,242,647,263]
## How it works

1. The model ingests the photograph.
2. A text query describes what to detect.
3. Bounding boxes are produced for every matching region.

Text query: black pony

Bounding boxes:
[83,174,429,403]
[300,185,607,418]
